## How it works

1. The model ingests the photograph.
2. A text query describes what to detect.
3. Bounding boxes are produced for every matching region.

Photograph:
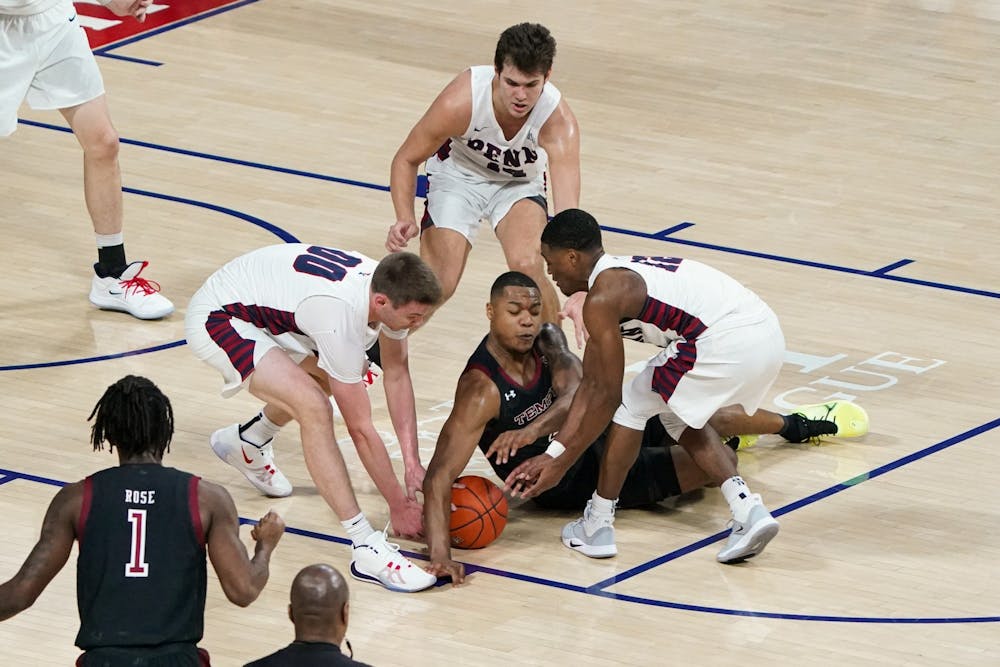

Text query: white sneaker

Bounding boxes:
[350,528,437,593]
[716,494,780,564]
[210,424,292,497]
[561,499,617,558]
[90,261,174,320]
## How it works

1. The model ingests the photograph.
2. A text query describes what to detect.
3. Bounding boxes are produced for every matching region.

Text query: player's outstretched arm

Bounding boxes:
[387,71,474,251]
[539,98,581,215]
[0,483,80,621]
[201,480,284,607]
[331,379,423,538]
[423,371,499,585]
[379,334,424,500]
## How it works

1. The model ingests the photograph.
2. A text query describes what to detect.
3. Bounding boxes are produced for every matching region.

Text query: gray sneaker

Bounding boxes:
[561,500,617,558]
[716,494,780,564]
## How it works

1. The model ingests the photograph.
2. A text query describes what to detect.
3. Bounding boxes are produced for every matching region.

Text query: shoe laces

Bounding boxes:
[582,499,615,529]
[786,412,837,444]
[118,261,162,296]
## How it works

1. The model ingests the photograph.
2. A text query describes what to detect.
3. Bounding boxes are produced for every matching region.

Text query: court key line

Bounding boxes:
[17,119,999,300]
[0,187,298,373]
[3,415,998,624]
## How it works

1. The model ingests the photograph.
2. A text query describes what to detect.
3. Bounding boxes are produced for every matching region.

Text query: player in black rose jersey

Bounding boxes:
[0,375,285,666]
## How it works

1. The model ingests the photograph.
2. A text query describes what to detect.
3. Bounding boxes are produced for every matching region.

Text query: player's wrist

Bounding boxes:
[545,440,566,459]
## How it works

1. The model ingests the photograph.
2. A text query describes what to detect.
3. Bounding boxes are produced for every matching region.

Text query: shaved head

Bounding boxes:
[289,564,350,643]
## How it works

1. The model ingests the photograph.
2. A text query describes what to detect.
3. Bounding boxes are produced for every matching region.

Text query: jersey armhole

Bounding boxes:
[76,476,93,545]
[188,476,206,549]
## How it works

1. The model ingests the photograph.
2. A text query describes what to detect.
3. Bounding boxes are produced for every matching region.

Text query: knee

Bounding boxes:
[82,125,120,162]
[293,385,335,425]
[506,252,544,278]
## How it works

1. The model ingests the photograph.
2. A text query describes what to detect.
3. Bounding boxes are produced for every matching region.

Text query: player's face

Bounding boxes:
[380,300,434,331]
[489,287,542,353]
[495,62,549,119]
[541,244,586,296]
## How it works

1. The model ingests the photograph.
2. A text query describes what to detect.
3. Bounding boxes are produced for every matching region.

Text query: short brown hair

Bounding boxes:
[372,252,442,307]
[494,23,556,75]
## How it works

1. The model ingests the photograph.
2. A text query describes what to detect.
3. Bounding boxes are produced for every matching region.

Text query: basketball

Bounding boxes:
[450,475,508,549]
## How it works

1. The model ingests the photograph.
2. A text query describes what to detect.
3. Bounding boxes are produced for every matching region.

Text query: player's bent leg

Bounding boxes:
[248,348,363,519]
[495,199,560,322]
[418,225,471,305]
[562,424,643,559]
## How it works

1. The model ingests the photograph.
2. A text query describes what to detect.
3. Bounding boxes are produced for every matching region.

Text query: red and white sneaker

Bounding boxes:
[210,424,292,497]
[350,527,437,593]
[90,260,174,320]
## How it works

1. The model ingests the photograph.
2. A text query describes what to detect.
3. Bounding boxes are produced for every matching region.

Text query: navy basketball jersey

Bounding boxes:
[464,336,556,480]
[75,464,207,651]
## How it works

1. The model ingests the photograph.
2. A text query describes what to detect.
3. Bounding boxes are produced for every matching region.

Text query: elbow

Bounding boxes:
[223,584,259,608]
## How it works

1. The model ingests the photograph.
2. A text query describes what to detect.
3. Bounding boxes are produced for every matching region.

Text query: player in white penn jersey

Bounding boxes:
[385,22,581,323]
[185,245,444,593]
[1,0,173,319]
[507,209,788,564]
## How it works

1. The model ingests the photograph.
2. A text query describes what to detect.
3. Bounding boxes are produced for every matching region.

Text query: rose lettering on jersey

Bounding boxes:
[124,489,156,504]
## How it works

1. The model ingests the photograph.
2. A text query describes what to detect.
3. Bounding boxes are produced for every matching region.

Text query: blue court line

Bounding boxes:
[872,259,915,275]
[16,119,997,299]
[601,224,1000,299]
[17,118,390,193]
[0,187,296,372]
[0,475,14,486]
[0,340,186,372]
[5,417,999,623]
[588,416,1000,593]
[122,186,300,243]
[93,0,259,55]
[653,222,696,238]
[96,52,163,67]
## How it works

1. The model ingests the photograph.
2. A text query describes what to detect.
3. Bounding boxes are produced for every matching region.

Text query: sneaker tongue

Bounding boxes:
[117,261,143,280]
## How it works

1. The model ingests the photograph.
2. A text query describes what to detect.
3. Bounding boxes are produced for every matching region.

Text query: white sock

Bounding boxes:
[239,412,282,447]
[587,492,617,520]
[342,513,375,545]
[95,232,124,248]
[721,476,756,512]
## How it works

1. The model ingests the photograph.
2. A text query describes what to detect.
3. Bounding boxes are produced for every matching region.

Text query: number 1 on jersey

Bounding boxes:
[125,509,149,577]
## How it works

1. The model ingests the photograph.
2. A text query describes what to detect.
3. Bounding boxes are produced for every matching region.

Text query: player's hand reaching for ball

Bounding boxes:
[558,291,589,349]
[486,428,536,465]
[390,497,424,540]
[504,454,567,499]
[251,510,285,550]
[426,558,466,586]
[386,220,419,252]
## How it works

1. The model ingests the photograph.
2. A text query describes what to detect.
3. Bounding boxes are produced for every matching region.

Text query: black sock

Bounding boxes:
[96,244,127,278]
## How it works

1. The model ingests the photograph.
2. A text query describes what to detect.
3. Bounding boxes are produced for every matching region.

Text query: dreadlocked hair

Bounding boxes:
[88,375,174,458]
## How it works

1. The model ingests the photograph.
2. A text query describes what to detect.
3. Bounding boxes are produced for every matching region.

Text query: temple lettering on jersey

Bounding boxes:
[512,388,554,426]
[124,489,156,504]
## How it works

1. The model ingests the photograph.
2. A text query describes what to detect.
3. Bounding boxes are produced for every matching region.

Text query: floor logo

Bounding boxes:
[74,0,246,50]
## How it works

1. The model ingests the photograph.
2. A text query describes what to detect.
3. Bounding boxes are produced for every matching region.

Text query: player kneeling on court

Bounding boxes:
[185,245,441,593]
[422,272,868,583]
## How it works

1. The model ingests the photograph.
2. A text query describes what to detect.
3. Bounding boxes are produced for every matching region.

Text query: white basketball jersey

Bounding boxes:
[588,254,773,347]
[441,65,561,182]
[199,243,392,367]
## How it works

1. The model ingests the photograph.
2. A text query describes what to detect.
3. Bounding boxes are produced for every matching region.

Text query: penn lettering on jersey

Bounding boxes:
[465,136,538,177]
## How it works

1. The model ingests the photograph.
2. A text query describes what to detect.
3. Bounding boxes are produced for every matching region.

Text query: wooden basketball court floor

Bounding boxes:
[2,1,999,664]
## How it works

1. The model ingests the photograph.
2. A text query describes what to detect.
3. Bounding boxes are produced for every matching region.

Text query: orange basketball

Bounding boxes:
[450,475,508,549]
